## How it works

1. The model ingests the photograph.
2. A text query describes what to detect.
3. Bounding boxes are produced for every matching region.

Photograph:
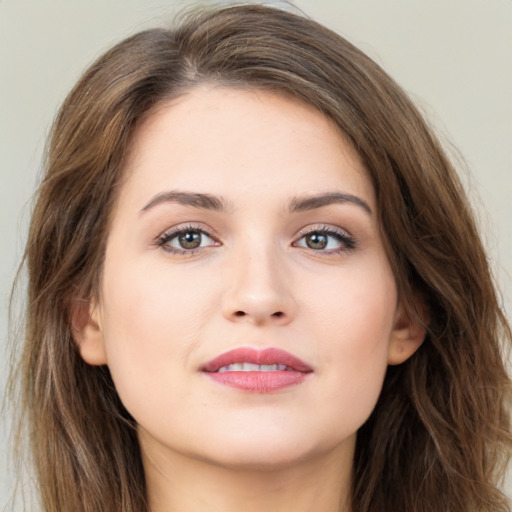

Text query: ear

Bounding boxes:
[70,299,108,366]
[388,301,427,365]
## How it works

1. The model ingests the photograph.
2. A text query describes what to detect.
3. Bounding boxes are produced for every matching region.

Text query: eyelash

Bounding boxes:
[156,224,357,255]
[156,224,219,255]
[293,225,357,253]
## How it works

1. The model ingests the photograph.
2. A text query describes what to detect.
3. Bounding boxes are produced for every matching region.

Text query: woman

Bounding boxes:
[10,3,511,512]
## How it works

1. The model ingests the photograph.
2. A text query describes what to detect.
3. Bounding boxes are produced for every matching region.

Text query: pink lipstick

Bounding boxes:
[200,347,313,393]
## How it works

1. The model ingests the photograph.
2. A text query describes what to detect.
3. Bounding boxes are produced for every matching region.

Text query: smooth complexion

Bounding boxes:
[75,86,424,512]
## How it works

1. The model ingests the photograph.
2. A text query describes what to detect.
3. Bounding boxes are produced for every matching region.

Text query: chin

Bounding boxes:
[203,444,316,472]
[193,426,350,472]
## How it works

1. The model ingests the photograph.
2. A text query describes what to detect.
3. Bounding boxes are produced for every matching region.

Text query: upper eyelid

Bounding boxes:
[292,225,357,251]
[158,223,221,240]
[156,223,354,244]
[160,227,214,242]
[295,224,353,238]
[156,225,220,255]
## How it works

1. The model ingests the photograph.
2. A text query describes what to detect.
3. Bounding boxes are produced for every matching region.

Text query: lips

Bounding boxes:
[200,347,313,392]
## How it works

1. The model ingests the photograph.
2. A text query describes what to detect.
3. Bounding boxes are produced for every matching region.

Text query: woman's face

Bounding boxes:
[78,86,422,471]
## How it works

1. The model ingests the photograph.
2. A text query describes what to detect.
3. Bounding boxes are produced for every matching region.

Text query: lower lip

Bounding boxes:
[204,371,308,392]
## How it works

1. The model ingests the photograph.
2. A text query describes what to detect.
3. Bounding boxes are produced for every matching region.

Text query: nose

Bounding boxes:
[221,246,296,326]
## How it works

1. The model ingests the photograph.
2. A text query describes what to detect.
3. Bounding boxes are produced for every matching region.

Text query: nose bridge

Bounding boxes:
[222,236,295,325]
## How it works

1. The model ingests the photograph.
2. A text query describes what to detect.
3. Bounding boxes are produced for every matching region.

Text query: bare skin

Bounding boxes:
[142,437,353,512]
[76,86,424,512]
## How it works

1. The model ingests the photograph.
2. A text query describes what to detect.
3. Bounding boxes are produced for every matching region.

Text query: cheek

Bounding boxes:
[97,259,218,405]
[101,254,216,339]
[302,258,396,419]
[304,255,397,350]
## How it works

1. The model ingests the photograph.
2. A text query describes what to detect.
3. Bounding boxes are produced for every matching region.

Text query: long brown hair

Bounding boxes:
[10,4,511,511]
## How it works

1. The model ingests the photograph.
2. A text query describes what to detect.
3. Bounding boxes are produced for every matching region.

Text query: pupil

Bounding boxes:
[179,230,201,249]
[306,233,327,249]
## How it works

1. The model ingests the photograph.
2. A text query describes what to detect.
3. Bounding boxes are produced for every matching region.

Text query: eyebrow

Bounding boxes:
[140,191,230,213]
[140,190,372,216]
[289,192,372,215]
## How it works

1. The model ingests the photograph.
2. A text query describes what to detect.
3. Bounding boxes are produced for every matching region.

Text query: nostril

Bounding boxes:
[235,311,246,317]
[272,311,284,318]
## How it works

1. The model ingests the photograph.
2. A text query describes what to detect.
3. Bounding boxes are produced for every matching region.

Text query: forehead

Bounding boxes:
[121,85,375,211]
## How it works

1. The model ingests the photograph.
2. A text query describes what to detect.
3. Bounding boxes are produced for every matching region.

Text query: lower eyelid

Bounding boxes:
[155,225,216,250]
[155,225,356,254]
[294,228,356,250]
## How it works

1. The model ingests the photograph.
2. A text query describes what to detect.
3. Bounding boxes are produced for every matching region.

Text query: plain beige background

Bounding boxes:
[1,0,511,507]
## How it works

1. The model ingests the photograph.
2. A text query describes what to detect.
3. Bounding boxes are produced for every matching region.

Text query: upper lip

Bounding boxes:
[200,347,313,373]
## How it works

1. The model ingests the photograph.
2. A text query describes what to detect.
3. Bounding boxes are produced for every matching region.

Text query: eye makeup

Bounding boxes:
[154,221,357,258]
[293,225,357,254]
[156,224,220,255]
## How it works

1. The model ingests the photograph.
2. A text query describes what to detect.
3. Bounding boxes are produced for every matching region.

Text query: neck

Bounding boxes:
[141,439,354,512]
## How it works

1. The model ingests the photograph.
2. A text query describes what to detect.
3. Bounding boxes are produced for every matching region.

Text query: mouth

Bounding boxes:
[200,347,313,393]
[217,363,290,372]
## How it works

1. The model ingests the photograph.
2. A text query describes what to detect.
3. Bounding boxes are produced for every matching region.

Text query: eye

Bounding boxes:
[157,226,219,254]
[294,227,356,252]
